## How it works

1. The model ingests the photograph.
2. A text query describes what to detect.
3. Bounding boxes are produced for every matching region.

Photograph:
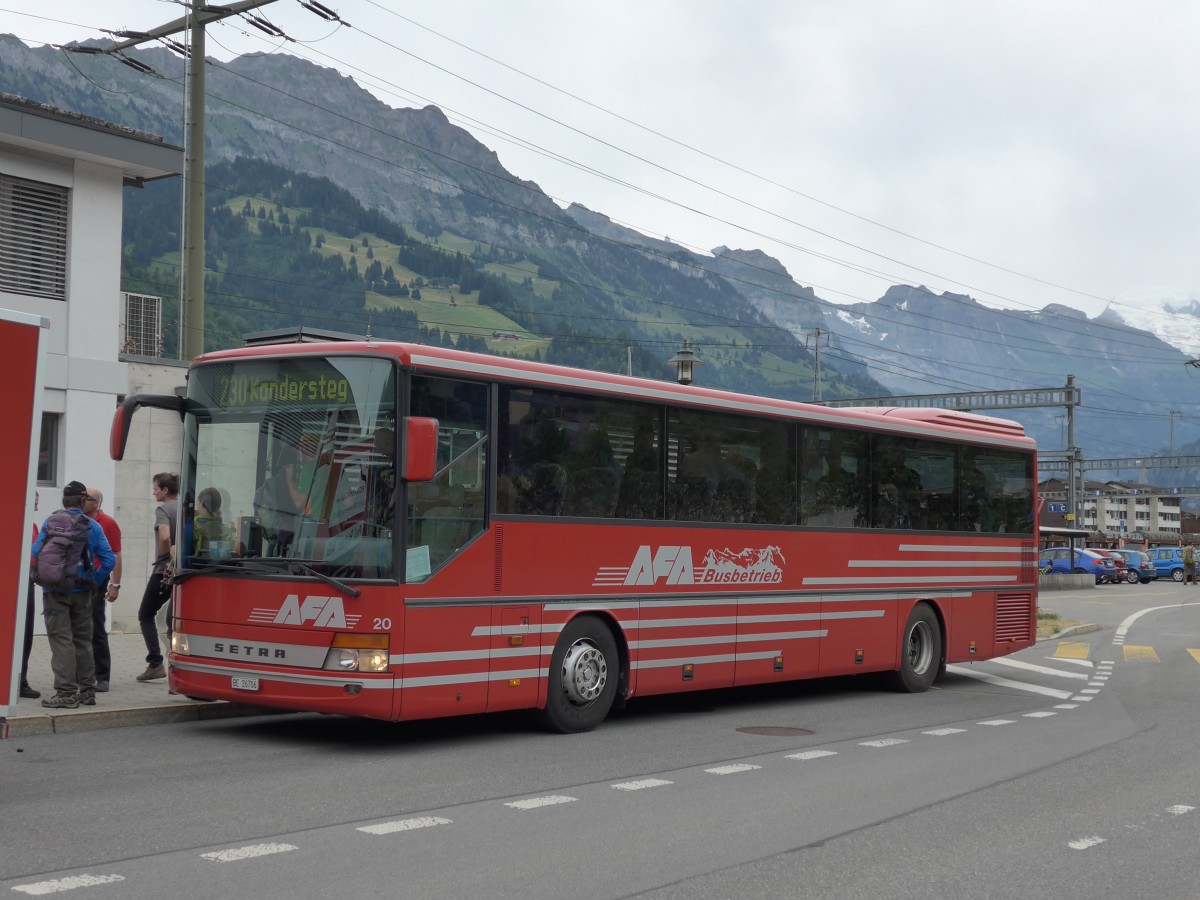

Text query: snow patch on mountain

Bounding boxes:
[1105,288,1200,357]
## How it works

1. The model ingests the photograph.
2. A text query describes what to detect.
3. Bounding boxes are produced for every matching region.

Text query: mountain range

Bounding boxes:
[2,33,1199,466]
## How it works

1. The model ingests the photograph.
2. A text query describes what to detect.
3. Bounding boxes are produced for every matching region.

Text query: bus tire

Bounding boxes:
[888,603,941,693]
[538,616,619,734]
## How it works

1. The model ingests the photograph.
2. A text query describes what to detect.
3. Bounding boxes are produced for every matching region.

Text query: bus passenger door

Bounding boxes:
[486,605,542,712]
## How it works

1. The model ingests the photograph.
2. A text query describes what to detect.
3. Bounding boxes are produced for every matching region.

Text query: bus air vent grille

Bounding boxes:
[995,592,1033,643]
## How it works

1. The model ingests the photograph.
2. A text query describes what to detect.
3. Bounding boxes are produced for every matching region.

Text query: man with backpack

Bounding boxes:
[30,480,116,709]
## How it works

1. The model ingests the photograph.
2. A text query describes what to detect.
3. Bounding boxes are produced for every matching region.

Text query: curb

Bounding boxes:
[4,701,285,738]
[1039,622,1103,642]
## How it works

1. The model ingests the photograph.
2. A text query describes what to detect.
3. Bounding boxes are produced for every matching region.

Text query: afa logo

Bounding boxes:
[593,545,786,587]
[248,595,363,628]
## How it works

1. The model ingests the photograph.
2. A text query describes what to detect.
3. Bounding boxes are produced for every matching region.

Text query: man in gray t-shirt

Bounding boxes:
[136,472,179,681]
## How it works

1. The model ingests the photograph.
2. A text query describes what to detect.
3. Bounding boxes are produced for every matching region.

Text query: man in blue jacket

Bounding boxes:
[31,480,116,709]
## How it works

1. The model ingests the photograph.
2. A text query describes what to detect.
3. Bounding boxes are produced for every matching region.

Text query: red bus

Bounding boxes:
[111,340,1038,732]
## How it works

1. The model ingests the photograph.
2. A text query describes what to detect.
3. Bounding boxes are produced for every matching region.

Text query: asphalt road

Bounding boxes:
[3,581,1198,899]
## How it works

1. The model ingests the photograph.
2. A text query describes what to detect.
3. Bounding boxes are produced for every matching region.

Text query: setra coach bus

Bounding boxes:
[111,338,1038,732]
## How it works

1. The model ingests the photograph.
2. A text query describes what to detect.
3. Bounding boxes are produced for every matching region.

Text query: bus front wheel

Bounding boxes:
[888,603,942,693]
[538,616,619,733]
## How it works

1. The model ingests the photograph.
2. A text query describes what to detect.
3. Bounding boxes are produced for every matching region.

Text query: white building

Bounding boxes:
[1039,477,1183,544]
[1,94,183,629]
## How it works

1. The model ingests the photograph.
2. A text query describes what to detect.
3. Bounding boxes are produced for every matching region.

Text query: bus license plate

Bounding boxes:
[231,676,260,692]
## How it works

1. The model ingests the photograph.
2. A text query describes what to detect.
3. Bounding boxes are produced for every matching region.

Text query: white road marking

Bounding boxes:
[922,727,966,736]
[977,719,1015,726]
[358,817,452,834]
[859,738,909,748]
[705,764,762,775]
[994,658,1089,679]
[505,795,577,810]
[1068,836,1106,850]
[1023,711,1057,718]
[201,843,297,862]
[1054,703,1079,709]
[785,749,838,760]
[612,778,674,791]
[11,874,125,895]
[1114,603,1200,646]
[1166,805,1195,815]
[1050,657,1095,668]
[1087,680,1107,686]
[946,665,1074,699]
[1070,695,1094,701]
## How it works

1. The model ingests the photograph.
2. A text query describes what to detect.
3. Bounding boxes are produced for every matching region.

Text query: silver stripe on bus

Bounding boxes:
[173,659,391,688]
[413,585,987,608]
[803,575,1018,584]
[848,559,1024,568]
[898,544,1026,553]
[391,646,548,665]
[820,591,974,603]
[398,668,545,689]
[632,650,787,669]
[631,630,825,650]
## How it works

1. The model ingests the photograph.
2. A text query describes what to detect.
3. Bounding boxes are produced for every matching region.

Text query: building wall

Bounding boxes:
[109,360,187,632]
[1,150,129,500]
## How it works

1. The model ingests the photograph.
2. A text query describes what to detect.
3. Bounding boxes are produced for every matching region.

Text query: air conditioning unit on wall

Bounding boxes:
[120,292,162,356]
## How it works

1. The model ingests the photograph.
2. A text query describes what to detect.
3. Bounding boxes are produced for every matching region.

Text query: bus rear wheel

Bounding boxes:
[888,603,941,693]
[538,617,619,734]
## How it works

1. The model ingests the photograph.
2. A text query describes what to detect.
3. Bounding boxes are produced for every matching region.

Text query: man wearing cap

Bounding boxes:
[30,481,116,709]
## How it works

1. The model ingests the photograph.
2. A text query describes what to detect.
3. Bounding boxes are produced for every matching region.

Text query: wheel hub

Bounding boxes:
[906,621,934,675]
[561,640,607,705]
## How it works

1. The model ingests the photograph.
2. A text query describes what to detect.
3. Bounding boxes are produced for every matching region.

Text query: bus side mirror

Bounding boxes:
[403,416,439,482]
[110,393,188,460]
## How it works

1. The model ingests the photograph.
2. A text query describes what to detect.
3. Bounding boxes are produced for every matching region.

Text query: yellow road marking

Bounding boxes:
[1123,645,1160,662]
[1187,649,1200,665]
[1053,642,1091,659]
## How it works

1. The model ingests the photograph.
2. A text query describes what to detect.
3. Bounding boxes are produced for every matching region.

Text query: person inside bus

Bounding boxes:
[255,445,307,554]
[368,426,397,532]
[192,486,232,560]
[676,431,723,520]
[616,416,661,519]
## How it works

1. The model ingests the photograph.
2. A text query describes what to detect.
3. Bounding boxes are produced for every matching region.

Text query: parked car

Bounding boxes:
[1039,547,1118,583]
[1146,546,1187,582]
[1109,549,1157,583]
[1088,548,1129,583]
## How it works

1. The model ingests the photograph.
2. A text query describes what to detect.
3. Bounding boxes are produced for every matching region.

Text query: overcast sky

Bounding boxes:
[3,1,1198,320]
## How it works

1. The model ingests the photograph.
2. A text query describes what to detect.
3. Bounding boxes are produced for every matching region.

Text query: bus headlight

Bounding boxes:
[322,634,390,673]
[172,632,190,655]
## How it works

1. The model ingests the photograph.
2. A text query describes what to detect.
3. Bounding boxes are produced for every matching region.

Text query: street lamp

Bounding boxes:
[668,340,704,385]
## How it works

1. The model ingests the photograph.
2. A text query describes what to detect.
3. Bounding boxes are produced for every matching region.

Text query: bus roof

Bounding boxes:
[194,340,1036,450]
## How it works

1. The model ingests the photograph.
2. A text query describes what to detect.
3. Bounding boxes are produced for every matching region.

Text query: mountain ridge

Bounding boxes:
[2,34,1197,459]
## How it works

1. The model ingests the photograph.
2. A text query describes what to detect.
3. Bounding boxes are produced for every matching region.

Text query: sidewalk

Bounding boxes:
[5,631,277,738]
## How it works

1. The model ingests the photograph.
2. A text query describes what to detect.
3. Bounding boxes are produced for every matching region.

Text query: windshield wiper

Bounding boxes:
[175,558,360,597]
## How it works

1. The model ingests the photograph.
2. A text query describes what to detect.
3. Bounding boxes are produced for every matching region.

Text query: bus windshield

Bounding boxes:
[180,355,397,580]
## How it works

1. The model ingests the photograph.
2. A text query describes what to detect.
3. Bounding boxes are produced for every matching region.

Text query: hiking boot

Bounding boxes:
[95,680,110,692]
[74,691,96,706]
[19,683,41,700]
[136,664,166,682]
[41,693,80,709]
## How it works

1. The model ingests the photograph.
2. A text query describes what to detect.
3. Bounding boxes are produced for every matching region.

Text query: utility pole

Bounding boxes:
[79,1,281,360]
[804,328,831,402]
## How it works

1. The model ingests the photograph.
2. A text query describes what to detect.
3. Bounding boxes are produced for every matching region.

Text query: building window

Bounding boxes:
[37,413,59,485]
[121,292,162,356]
[0,174,68,301]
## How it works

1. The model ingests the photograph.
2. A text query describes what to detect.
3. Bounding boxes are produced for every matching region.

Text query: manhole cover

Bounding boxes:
[736,726,813,736]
